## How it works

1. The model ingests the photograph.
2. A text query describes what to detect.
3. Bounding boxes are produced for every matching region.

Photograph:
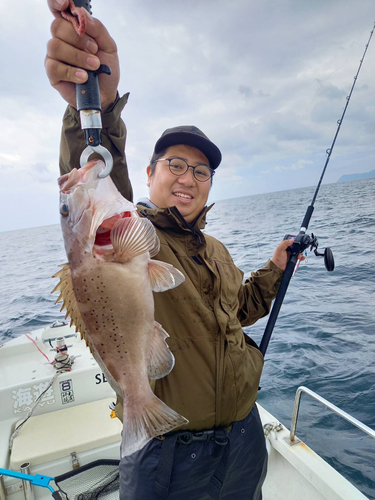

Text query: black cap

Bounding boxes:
[154,125,222,169]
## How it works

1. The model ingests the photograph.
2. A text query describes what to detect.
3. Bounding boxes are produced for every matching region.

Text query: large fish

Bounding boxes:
[53,160,188,456]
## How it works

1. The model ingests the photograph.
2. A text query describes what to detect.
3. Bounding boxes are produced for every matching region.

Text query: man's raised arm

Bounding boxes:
[45,0,133,201]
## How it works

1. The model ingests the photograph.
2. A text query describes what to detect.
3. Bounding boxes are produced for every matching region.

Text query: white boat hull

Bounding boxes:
[0,324,369,499]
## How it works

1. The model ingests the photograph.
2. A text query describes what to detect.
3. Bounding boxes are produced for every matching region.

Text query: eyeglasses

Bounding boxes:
[158,157,215,182]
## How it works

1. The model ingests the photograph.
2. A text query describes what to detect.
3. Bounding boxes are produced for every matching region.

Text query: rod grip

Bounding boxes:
[259,255,297,356]
[301,205,314,230]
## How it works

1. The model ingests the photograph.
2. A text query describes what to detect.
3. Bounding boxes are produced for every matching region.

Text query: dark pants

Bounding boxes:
[119,404,267,500]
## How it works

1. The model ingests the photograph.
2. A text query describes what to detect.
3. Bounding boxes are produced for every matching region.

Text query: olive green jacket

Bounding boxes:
[59,95,283,430]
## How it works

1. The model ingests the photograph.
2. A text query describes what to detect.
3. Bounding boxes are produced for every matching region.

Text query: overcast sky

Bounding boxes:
[1,0,374,232]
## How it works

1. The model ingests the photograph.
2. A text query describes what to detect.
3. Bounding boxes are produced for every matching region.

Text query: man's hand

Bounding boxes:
[271,239,304,271]
[45,0,120,111]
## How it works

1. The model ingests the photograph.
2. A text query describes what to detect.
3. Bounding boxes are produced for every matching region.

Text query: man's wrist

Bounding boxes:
[102,92,120,113]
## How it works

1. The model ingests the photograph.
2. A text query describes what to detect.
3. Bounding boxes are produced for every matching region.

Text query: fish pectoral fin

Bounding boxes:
[52,263,91,350]
[121,388,188,457]
[148,322,174,379]
[148,260,185,292]
[111,217,160,260]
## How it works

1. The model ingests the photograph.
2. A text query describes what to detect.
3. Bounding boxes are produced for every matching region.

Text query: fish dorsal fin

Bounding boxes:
[52,263,91,350]
[148,260,185,292]
[111,217,160,260]
[148,322,175,379]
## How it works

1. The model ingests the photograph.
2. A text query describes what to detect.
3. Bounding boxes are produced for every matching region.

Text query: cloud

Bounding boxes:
[1,0,375,229]
[239,85,253,99]
[260,159,313,175]
[266,114,321,142]
[315,82,347,100]
[32,163,57,183]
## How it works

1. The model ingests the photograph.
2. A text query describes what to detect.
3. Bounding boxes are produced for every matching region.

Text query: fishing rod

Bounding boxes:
[259,22,375,357]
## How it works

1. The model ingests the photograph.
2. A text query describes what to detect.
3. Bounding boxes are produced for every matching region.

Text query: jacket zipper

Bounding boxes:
[171,205,224,423]
[170,206,204,245]
[204,257,224,427]
[215,312,223,426]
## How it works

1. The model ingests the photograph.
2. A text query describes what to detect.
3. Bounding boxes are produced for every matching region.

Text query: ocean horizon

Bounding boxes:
[1,177,374,498]
[1,176,370,234]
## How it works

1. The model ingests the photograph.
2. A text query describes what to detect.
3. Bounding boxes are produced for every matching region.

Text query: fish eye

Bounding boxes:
[60,202,69,217]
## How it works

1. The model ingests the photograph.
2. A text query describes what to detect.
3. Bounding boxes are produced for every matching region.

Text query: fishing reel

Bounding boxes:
[284,233,335,272]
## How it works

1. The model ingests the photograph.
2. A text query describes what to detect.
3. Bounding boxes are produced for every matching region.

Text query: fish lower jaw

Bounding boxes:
[92,243,115,259]
[94,243,113,250]
[94,210,133,248]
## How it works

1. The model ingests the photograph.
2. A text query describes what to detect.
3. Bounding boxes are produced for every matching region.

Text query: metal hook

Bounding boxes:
[79,145,114,178]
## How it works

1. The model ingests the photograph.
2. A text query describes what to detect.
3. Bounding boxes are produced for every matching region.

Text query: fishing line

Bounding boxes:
[259,21,375,357]
[312,26,374,206]
[321,23,374,83]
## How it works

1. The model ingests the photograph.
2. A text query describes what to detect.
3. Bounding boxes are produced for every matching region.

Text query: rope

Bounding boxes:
[25,334,52,363]
[9,335,74,449]
[263,422,283,438]
[54,345,73,371]
[25,334,73,370]
[9,371,60,450]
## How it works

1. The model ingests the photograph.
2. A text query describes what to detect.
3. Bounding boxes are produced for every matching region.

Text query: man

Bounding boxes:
[45,3,296,498]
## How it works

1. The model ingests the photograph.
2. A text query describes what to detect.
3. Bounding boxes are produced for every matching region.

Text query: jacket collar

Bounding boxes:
[136,198,214,237]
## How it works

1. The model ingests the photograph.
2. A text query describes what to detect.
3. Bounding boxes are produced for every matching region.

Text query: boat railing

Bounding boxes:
[288,386,375,444]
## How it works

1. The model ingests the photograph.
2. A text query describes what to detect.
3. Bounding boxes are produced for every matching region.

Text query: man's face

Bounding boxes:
[146,145,212,223]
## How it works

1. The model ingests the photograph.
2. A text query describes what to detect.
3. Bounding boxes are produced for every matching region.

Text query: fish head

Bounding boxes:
[58,160,136,257]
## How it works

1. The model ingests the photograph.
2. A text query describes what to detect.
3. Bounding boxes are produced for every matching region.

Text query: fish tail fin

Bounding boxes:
[121,391,188,457]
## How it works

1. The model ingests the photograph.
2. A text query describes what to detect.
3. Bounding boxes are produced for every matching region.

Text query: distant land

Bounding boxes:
[337,169,375,183]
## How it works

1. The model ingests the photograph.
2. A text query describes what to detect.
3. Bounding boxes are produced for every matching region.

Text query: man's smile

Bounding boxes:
[173,191,194,200]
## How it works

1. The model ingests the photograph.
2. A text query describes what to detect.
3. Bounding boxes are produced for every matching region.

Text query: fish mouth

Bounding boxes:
[94,211,131,247]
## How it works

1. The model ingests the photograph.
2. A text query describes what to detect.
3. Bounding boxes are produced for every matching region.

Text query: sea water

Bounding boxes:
[1,178,374,498]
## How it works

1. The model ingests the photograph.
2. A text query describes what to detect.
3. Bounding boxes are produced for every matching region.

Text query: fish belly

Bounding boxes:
[71,254,188,455]
[72,256,152,383]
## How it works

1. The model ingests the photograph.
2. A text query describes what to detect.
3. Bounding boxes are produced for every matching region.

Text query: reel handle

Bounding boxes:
[284,233,335,272]
[314,247,335,271]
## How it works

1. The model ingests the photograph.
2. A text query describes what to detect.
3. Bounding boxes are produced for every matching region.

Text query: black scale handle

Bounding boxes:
[73,0,91,11]
[72,0,111,146]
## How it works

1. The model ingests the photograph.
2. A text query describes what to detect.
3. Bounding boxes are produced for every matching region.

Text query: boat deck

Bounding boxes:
[0,323,370,499]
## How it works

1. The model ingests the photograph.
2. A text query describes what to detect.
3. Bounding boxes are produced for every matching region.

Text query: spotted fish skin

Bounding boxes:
[54,160,188,456]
